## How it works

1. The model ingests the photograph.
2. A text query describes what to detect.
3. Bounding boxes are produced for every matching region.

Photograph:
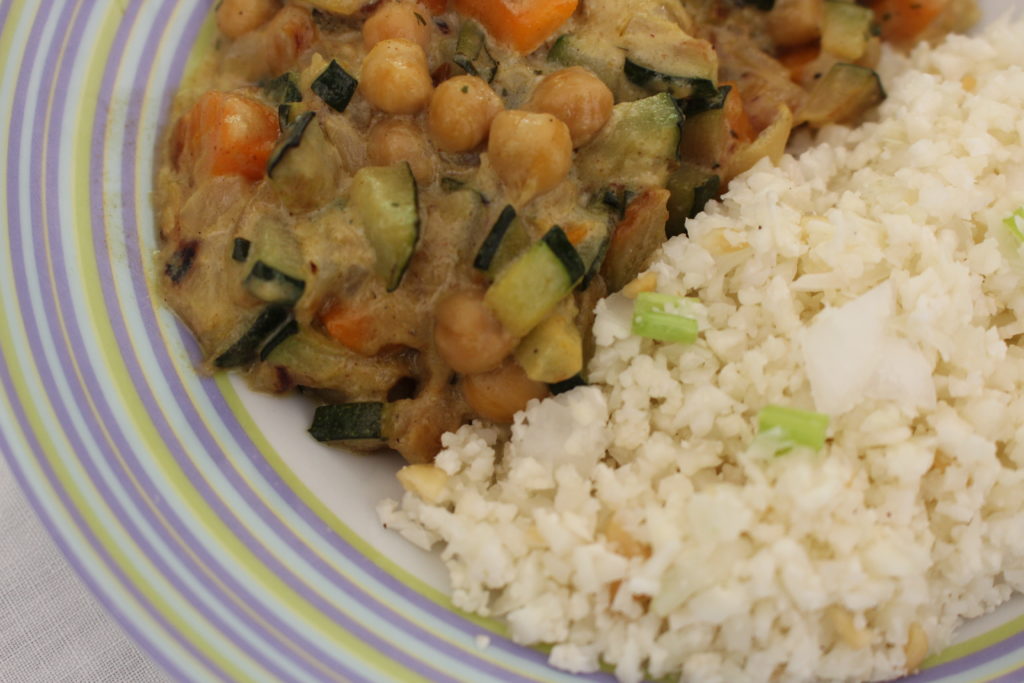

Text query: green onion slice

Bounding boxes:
[757,405,829,452]
[631,292,698,344]
[1003,208,1024,244]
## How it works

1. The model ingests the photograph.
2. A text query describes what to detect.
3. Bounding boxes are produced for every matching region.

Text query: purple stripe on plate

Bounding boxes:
[85,1,454,680]
[0,1,13,42]
[1,5,221,679]
[0,360,200,683]
[23,2,339,679]
[913,635,1024,683]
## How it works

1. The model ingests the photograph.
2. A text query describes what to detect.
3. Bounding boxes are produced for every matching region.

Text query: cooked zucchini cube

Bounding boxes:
[484,226,585,338]
[350,163,420,291]
[577,93,682,191]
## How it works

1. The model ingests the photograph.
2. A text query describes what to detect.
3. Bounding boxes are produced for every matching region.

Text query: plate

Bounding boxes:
[0,1,1020,680]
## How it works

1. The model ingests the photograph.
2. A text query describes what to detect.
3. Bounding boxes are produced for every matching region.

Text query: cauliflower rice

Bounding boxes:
[380,17,1024,683]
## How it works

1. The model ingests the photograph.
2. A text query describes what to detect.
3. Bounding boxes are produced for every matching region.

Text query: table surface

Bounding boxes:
[0,455,166,683]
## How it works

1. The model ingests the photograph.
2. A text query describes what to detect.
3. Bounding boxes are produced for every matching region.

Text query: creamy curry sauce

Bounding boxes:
[156,0,975,462]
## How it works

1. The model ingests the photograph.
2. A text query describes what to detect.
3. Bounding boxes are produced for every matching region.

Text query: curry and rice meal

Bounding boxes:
[155,0,1024,681]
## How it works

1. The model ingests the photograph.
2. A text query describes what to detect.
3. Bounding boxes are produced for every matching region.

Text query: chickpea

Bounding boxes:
[360,39,434,115]
[428,76,504,153]
[528,67,613,148]
[363,2,433,52]
[368,119,437,184]
[460,360,550,423]
[488,110,573,204]
[216,0,280,38]
[434,290,517,374]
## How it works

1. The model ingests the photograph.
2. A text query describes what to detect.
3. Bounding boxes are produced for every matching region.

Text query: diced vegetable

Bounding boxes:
[452,0,578,54]
[267,111,341,212]
[321,304,377,355]
[514,303,584,383]
[350,163,420,291]
[549,374,587,395]
[262,72,303,104]
[243,218,306,305]
[215,305,292,368]
[311,59,358,113]
[601,188,671,293]
[666,164,720,237]
[303,0,370,15]
[822,1,876,61]
[259,319,299,360]
[631,292,698,344]
[485,226,585,337]
[797,63,885,128]
[577,94,682,191]
[246,261,306,305]
[547,33,624,93]
[624,59,718,106]
[232,238,251,262]
[723,83,757,145]
[454,20,498,83]
[178,91,280,182]
[724,103,793,184]
[309,402,388,442]
[869,0,942,44]
[574,215,613,290]
[1004,208,1024,243]
[757,405,830,451]
[474,205,530,275]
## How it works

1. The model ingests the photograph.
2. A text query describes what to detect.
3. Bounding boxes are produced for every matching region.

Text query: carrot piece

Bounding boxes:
[870,0,943,44]
[322,304,377,355]
[451,0,578,54]
[421,0,448,14]
[722,82,757,143]
[177,91,279,182]
[777,44,820,84]
[563,223,590,246]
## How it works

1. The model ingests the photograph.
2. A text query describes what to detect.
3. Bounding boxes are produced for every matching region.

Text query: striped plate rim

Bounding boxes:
[0,0,1021,680]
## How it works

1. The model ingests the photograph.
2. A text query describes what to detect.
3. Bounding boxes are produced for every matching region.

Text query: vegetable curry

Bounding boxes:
[156,0,976,462]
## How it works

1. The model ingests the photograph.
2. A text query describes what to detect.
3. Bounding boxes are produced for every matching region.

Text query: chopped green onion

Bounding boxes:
[757,405,829,452]
[631,292,698,344]
[1003,208,1024,244]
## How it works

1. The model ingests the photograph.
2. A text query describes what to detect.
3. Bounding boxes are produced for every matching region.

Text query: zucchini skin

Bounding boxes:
[473,205,518,272]
[454,20,498,83]
[262,72,303,104]
[232,238,251,263]
[215,305,292,369]
[485,226,586,338]
[542,226,586,284]
[245,261,306,305]
[267,111,316,178]
[311,60,358,113]
[309,402,385,442]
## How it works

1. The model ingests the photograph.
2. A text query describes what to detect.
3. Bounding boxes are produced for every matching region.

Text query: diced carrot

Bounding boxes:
[722,82,757,143]
[777,44,820,84]
[322,304,377,355]
[451,0,578,54]
[870,0,943,44]
[563,223,589,246]
[420,0,448,14]
[177,91,279,182]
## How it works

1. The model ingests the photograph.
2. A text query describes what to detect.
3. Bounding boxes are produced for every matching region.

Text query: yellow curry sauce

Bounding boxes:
[156,0,976,462]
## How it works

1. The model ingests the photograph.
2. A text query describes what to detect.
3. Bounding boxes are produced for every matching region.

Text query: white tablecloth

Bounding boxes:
[0,457,167,683]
